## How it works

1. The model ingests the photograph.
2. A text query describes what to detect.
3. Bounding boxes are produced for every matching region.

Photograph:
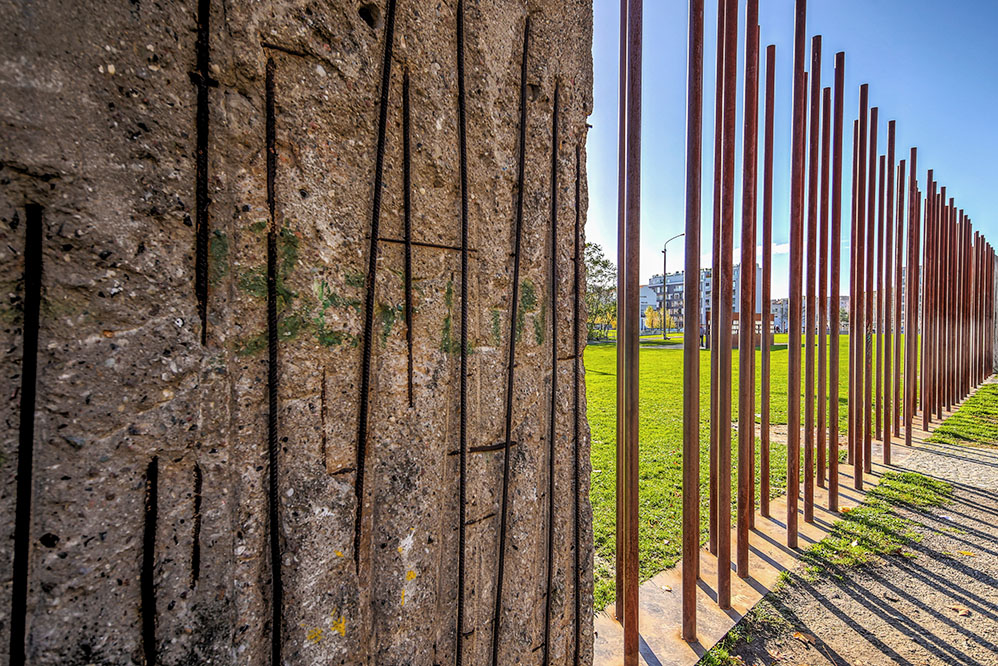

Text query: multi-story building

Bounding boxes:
[643,264,762,332]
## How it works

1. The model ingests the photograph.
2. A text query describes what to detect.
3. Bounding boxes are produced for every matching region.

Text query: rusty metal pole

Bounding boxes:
[972,233,978,386]
[883,122,895,462]
[921,179,932,429]
[681,0,703,643]
[924,178,935,427]
[817,85,831,488]
[928,186,937,420]
[948,198,956,410]
[717,0,738,607]
[974,234,980,385]
[893,159,905,438]
[853,86,868,489]
[748,24,760,532]
[708,0,726,558]
[848,119,859,466]
[614,0,628,622]
[864,107,877,474]
[803,37,821,525]
[875,154,885,440]
[976,234,981,385]
[828,51,845,512]
[760,43,776,518]
[960,206,966,397]
[905,148,919,448]
[963,214,970,397]
[787,0,807,547]
[920,178,930,429]
[936,191,945,416]
[952,206,959,402]
[622,0,643,661]
[737,0,759,577]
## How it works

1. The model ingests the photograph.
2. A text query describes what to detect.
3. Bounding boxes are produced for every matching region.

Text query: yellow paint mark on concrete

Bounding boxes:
[406,570,417,581]
[401,589,406,606]
[335,550,343,557]
[306,627,324,644]
[330,611,346,637]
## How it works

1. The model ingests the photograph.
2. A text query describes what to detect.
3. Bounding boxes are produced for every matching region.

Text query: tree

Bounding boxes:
[585,242,617,341]
[644,305,662,331]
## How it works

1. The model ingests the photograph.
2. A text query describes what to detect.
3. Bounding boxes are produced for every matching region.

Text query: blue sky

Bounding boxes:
[586,0,998,297]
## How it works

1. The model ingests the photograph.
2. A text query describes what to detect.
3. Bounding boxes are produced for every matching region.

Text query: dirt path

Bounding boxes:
[711,438,998,666]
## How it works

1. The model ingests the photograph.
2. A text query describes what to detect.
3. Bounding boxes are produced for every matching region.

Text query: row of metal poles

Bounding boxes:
[613,0,997,662]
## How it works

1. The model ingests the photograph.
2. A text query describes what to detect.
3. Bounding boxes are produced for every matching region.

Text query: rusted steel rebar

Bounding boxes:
[718,0,738,605]
[737,0,760,576]
[817,85,831,488]
[542,84,560,666]
[787,0,808,547]
[803,36,821,524]
[760,43,776,518]
[828,51,845,512]
[681,0,704,642]
[491,16,531,661]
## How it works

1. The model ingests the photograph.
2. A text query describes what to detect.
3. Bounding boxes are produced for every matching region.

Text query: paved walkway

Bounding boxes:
[593,387,997,666]
[722,434,998,666]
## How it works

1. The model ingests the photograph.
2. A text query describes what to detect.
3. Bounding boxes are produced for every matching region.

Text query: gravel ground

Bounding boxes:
[711,439,998,666]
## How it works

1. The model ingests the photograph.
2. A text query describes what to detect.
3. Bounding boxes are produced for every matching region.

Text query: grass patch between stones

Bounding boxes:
[929,383,998,447]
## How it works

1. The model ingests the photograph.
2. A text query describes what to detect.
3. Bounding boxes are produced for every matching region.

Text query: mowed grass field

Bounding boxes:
[586,332,918,609]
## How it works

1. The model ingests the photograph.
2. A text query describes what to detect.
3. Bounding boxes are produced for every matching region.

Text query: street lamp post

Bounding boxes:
[663,232,686,339]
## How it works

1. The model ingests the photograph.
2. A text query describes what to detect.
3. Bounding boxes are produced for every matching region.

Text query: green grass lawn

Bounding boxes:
[586,332,919,610]
[929,383,998,447]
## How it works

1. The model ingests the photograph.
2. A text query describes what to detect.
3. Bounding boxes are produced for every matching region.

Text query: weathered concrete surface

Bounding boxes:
[0,0,593,663]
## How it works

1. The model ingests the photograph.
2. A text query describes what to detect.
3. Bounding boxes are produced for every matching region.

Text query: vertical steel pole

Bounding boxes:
[864,107,877,474]
[737,0,759,577]
[848,119,859,465]
[829,51,845,512]
[748,24,760,532]
[954,209,960,399]
[622,0,643,660]
[905,149,919,448]
[717,0,738,607]
[787,0,808,548]
[681,0,703,642]
[817,85,831,488]
[804,37,821,524]
[883,121,895,462]
[614,0,628,622]
[708,0,726,557]
[854,86,868,489]
[760,44,776,518]
[893,159,906,437]
[972,233,978,386]
[922,181,932,427]
[875,154,885,440]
